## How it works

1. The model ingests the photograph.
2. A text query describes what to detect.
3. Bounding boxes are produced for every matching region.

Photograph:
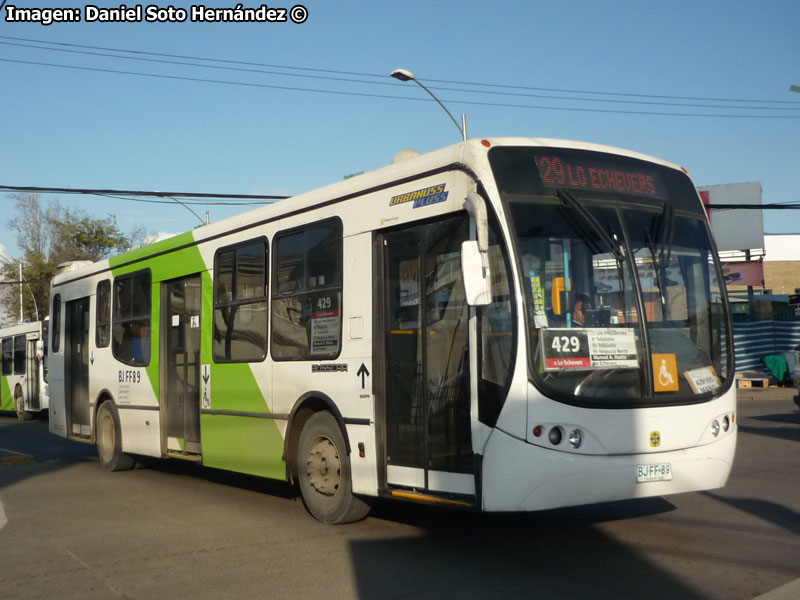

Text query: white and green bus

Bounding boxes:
[1,319,49,420]
[48,137,736,523]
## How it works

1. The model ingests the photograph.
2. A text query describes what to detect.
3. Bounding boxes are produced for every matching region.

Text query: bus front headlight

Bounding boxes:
[568,429,583,449]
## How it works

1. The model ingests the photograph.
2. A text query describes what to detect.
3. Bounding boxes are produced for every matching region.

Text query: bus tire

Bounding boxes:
[96,401,136,472]
[297,411,369,524]
[14,386,32,421]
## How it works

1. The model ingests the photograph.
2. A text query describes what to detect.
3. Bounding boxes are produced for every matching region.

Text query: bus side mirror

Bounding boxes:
[461,241,491,306]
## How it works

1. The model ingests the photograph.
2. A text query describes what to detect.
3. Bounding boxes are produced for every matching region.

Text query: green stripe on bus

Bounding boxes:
[200,413,285,479]
[108,231,197,270]
[109,229,284,477]
[0,376,12,411]
[110,231,205,404]
[202,362,285,478]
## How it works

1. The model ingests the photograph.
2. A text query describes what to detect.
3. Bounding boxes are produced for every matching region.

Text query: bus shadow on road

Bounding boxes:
[349,498,708,600]
[703,492,800,537]
[0,417,98,492]
[737,411,800,443]
[134,455,296,500]
[366,495,677,529]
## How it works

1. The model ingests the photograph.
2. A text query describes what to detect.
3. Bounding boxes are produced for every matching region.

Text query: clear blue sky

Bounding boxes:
[1,0,798,259]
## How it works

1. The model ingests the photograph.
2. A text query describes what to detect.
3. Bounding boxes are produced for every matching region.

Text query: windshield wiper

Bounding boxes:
[652,203,675,269]
[556,189,625,263]
[645,203,675,319]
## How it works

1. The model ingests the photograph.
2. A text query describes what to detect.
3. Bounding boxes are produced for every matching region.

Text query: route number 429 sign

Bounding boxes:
[540,328,639,371]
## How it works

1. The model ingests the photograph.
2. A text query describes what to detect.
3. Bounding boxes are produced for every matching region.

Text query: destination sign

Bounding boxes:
[533,155,667,200]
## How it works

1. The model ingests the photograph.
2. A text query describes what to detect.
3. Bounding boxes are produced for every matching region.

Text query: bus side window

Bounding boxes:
[1,338,11,376]
[112,270,152,367]
[478,217,515,427]
[51,294,61,353]
[213,238,269,362]
[272,219,342,360]
[13,335,26,375]
[96,280,111,348]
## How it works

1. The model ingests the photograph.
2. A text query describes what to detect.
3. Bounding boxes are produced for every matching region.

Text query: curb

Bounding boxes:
[0,449,34,466]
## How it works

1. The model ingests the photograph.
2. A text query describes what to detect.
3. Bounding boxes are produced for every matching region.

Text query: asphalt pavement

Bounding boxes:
[736,383,800,403]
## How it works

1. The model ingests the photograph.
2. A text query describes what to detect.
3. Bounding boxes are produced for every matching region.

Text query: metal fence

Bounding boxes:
[733,320,800,372]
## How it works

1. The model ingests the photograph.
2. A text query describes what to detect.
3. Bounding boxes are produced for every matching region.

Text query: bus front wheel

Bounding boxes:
[297,411,369,524]
[96,401,136,472]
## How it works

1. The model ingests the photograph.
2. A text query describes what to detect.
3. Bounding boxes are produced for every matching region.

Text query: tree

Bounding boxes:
[49,209,129,264]
[0,251,54,322]
[7,192,59,258]
[1,193,152,324]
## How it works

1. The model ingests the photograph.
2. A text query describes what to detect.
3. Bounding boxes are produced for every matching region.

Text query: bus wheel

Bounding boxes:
[14,387,31,421]
[96,401,136,472]
[297,411,369,524]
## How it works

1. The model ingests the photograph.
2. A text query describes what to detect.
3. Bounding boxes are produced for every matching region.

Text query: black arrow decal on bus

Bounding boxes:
[356,363,370,389]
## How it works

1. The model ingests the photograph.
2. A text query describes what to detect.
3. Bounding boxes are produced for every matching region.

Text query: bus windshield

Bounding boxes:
[489,146,730,406]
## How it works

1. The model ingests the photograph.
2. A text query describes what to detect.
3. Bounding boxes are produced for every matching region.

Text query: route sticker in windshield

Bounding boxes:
[540,328,638,371]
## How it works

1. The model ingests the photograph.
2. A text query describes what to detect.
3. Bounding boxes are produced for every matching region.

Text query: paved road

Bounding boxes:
[0,390,798,600]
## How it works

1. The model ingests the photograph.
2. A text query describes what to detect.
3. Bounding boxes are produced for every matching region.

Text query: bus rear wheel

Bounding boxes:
[14,386,32,421]
[96,401,136,472]
[297,411,369,524]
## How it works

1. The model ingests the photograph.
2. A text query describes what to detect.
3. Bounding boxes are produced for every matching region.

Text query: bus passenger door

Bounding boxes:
[65,298,91,438]
[163,275,202,455]
[380,215,476,502]
[26,338,40,411]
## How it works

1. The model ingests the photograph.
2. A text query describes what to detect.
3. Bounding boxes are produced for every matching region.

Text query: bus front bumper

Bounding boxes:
[480,426,736,512]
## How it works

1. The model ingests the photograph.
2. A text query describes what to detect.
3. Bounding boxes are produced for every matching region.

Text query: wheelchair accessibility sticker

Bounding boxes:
[652,353,679,392]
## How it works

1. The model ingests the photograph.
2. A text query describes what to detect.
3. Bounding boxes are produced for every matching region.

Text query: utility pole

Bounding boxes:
[19,262,23,323]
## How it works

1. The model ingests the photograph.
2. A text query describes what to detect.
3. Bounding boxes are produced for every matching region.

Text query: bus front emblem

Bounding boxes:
[650,431,661,447]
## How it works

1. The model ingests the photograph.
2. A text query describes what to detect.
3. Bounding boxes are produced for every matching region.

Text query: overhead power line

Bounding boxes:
[0,184,290,205]
[2,57,798,120]
[2,34,798,106]
[2,36,798,118]
[4,186,799,211]
[2,38,799,112]
[709,204,800,210]
[0,279,50,286]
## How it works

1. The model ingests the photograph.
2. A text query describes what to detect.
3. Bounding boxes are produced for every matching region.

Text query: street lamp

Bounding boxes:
[159,194,208,227]
[391,68,467,142]
[20,263,39,322]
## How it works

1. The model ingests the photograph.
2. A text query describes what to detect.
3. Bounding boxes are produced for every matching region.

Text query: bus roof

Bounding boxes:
[0,320,46,337]
[51,137,686,286]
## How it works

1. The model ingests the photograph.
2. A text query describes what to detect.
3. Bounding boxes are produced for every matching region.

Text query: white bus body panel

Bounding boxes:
[117,409,162,456]
[482,428,735,511]
[48,269,102,439]
[482,384,737,511]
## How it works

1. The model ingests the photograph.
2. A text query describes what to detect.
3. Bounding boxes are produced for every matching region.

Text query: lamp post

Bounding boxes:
[163,195,208,226]
[19,263,23,323]
[0,255,39,323]
[391,68,467,142]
